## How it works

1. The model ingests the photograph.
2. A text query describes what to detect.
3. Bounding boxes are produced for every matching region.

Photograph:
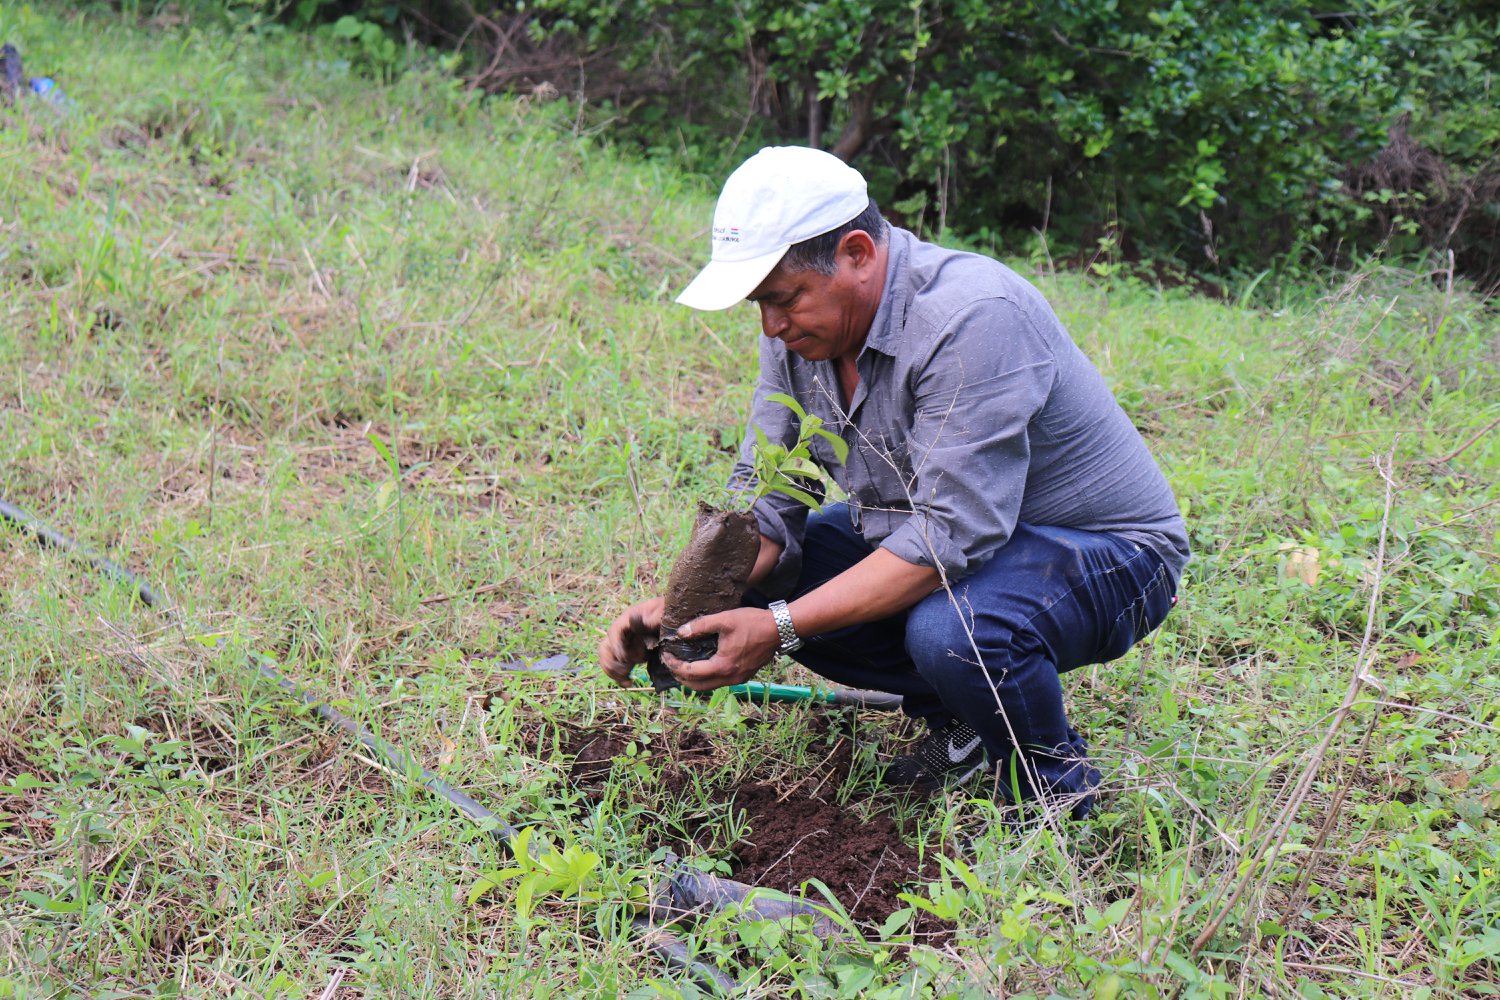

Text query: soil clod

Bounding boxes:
[659,502,759,662]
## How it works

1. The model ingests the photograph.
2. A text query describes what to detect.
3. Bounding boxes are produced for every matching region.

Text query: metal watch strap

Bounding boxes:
[768,600,803,653]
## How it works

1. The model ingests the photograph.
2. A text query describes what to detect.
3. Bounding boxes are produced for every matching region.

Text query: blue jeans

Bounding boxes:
[748,503,1176,814]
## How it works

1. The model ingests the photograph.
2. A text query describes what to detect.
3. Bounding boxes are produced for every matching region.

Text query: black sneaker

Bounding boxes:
[883,719,987,791]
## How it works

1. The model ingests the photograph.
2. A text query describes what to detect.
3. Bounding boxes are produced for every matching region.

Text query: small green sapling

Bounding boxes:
[653,395,848,672]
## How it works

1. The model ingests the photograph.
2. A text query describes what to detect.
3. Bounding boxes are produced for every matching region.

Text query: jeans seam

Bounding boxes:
[1106,554,1171,639]
[954,543,1154,758]
[1011,540,1157,638]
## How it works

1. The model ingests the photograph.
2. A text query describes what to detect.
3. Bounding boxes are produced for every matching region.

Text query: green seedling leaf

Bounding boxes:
[468,868,522,906]
[298,870,338,892]
[375,479,398,513]
[778,457,824,479]
[737,920,764,949]
[766,482,824,511]
[745,396,847,513]
[1454,927,1500,968]
[1101,898,1131,927]
[186,631,231,647]
[831,958,879,993]
[879,907,913,939]
[764,392,808,420]
[2,773,52,793]
[19,890,83,914]
[366,431,399,475]
[812,426,850,463]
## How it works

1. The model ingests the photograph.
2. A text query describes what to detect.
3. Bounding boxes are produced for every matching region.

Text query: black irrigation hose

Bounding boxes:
[246,650,521,842]
[0,500,523,841]
[3,497,830,994]
[0,498,162,607]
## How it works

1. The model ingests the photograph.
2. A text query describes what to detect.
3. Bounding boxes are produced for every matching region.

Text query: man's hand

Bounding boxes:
[597,597,664,687]
[662,607,781,691]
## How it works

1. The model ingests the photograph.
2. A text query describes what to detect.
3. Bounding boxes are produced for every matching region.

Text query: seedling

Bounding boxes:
[656,396,849,664]
[745,393,849,512]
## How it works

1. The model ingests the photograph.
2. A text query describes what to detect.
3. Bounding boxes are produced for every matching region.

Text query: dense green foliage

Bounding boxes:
[520,0,1500,283]
[247,0,1500,286]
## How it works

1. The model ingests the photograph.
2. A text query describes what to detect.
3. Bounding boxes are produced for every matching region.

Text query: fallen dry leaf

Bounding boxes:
[1279,543,1321,587]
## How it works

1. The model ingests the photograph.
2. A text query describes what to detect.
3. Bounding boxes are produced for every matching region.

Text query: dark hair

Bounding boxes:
[781,198,887,275]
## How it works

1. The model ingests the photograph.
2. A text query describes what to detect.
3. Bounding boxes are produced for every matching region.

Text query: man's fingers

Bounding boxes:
[600,647,637,687]
[664,653,730,691]
[598,624,642,686]
[629,598,665,636]
[675,659,732,692]
[674,612,724,641]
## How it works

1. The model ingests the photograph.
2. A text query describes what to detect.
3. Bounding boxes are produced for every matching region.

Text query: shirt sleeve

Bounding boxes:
[726,339,817,597]
[878,297,1056,580]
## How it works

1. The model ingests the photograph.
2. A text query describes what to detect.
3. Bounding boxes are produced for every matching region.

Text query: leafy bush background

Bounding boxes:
[222,0,1499,287]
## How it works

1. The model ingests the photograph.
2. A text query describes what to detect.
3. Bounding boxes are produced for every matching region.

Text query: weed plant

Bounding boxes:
[1,5,1496,998]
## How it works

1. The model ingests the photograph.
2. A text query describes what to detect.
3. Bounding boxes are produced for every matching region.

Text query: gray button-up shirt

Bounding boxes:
[730,227,1190,596]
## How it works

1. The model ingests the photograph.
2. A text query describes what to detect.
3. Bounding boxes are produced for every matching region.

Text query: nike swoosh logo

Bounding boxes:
[948,735,982,763]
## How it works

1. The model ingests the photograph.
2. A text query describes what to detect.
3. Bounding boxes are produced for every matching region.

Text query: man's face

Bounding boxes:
[746,233,883,364]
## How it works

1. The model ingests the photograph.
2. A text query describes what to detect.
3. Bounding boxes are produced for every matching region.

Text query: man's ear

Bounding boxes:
[837,230,879,273]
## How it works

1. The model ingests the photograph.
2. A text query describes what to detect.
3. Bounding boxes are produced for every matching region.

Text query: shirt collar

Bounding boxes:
[861,225,912,358]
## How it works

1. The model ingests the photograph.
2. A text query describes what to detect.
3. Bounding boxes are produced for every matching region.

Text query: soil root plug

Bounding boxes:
[659,502,760,663]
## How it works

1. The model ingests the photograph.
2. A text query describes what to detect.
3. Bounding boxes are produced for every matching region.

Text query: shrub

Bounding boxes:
[184,0,1500,286]
[507,0,1500,287]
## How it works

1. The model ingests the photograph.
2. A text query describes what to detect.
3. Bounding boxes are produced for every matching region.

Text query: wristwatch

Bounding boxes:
[768,600,803,653]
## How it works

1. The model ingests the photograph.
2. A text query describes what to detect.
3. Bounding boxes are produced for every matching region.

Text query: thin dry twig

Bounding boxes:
[315,969,346,1000]
[1422,412,1500,466]
[418,580,512,606]
[1190,444,1399,957]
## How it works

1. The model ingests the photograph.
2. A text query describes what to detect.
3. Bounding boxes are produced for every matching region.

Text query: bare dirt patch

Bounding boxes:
[0,737,54,848]
[727,780,931,927]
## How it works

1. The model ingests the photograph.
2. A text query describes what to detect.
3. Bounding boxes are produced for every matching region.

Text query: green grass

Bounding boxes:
[1,5,1497,998]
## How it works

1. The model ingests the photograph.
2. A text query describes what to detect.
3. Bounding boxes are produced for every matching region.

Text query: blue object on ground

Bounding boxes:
[26,75,68,109]
[494,653,576,673]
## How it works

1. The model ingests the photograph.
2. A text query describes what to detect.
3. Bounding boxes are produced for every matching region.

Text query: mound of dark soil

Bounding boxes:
[728,780,931,926]
[551,714,941,929]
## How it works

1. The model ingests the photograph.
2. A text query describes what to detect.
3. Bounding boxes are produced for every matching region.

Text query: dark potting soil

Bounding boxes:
[553,716,942,929]
[727,780,934,927]
[556,720,724,786]
[659,503,759,662]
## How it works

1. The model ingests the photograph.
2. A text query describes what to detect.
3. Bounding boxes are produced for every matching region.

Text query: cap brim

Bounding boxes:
[675,246,788,311]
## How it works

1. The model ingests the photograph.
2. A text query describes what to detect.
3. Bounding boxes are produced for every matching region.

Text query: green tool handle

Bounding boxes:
[735,681,903,710]
[631,669,902,711]
[728,680,838,704]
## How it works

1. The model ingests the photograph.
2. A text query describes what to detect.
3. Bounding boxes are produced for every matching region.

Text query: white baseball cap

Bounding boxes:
[676,146,869,311]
